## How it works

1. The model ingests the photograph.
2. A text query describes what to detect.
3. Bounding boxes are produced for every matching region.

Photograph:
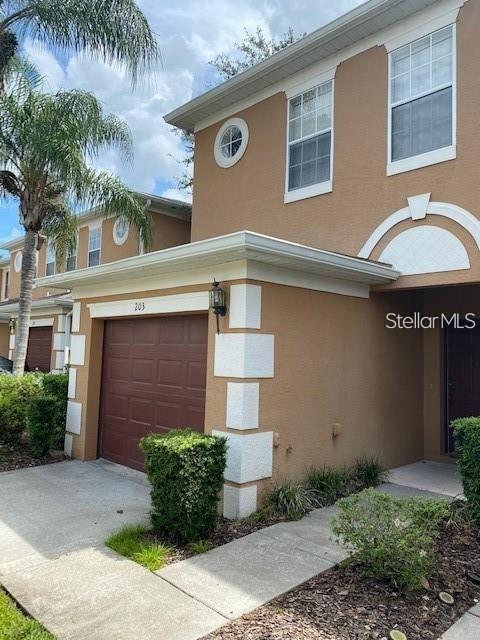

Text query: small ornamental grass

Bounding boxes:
[332,489,450,591]
[140,429,227,543]
[451,417,480,524]
[105,524,171,571]
[265,480,319,521]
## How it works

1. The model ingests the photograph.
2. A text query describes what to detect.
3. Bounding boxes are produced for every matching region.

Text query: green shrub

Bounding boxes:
[452,417,480,523]
[350,456,385,490]
[306,457,384,507]
[265,480,319,520]
[140,430,227,543]
[41,373,68,448]
[0,373,43,446]
[307,466,349,506]
[27,396,58,457]
[332,489,450,590]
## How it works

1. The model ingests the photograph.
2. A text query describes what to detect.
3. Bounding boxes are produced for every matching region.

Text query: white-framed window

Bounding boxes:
[388,25,455,175]
[2,269,9,301]
[88,226,101,267]
[214,117,249,168]
[285,80,333,203]
[14,251,22,273]
[66,241,77,272]
[113,216,130,246]
[45,240,56,276]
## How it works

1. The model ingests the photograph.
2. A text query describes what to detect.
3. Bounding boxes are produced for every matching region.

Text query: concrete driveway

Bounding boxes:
[0,460,226,640]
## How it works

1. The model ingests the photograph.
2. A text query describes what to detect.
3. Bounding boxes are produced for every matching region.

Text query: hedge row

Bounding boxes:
[0,372,68,456]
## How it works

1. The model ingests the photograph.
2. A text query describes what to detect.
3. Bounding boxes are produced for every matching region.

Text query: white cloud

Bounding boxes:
[21,0,363,201]
[0,226,23,245]
[161,188,192,204]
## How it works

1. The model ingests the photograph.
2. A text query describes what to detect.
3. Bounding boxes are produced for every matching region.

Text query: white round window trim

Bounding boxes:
[14,251,22,272]
[113,217,130,246]
[214,118,249,168]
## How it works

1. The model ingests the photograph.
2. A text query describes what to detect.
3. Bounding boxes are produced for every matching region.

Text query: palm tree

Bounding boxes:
[0,0,158,84]
[0,68,152,374]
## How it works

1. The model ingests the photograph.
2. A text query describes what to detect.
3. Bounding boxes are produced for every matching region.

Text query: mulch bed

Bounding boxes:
[0,444,67,472]
[204,521,480,640]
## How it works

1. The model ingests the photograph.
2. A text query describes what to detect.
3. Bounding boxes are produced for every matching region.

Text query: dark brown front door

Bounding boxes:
[25,326,52,372]
[99,314,208,470]
[445,324,480,453]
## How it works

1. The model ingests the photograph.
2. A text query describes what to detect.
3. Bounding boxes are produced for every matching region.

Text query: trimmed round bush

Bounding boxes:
[140,430,227,543]
[452,417,480,523]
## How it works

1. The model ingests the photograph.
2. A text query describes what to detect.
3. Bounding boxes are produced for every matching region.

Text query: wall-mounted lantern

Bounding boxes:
[209,279,227,333]
[8,317,16,333]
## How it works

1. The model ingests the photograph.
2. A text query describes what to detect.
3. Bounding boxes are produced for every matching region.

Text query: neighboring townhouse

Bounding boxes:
[35,0,480,518]
[0,258,10,358]
[0,194,191,372]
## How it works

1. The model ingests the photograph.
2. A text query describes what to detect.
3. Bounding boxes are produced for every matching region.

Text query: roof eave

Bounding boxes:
[35,231,399,291]
[164,0,437,131]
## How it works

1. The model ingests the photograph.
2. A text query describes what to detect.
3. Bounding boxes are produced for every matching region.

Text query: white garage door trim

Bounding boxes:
[88,291,210,319]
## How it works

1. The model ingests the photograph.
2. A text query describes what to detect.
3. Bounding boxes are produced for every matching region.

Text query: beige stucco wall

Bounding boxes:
[70,279,428,488]
[192,1,480,288]
[6,212,191,300]
[206,282,424,490]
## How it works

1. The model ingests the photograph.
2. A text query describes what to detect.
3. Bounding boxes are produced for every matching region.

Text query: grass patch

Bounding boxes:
[106,525,172,571]
[189,540,213,554]
[0,588,55,639]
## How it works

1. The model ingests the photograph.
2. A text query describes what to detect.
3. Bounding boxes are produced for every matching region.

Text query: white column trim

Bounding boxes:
[68,367,77,399]
[213,430,273,484]
[66,400,82,435]
[223,485,258,519]
[214,333,274,378]
[229,284,262,329]
[70,334,86,366]
[226,382,259,430]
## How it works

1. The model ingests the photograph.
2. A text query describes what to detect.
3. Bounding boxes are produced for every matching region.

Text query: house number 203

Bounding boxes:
[134,301,145,311]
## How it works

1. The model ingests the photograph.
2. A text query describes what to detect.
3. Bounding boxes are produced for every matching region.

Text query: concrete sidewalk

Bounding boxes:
[0,461,471,640]
[440,604,480,639]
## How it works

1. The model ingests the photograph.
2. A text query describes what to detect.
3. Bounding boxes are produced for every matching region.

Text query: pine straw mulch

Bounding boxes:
[204,521,480,640]
[0,443,66,472]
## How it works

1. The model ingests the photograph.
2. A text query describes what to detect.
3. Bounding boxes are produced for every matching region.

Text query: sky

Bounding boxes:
[0,0,364,247]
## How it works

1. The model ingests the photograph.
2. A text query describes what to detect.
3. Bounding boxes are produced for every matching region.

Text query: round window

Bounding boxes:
[14,251,22,272]
[113,217,130,245]
[214,118,249,168]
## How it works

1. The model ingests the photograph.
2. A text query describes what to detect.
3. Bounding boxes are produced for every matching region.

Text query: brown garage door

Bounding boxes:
[26,326,52,372]
[99,314,208,470]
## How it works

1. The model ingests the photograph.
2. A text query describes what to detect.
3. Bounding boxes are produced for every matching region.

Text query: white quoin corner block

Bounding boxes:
[213,430,273,484]
[53,332,66,351]
[71,302,81,333]
[66,400,82,435]
[70,334,86,366]
[64,433,73,457]
[223,484,258,519]
[226,382,259,430]
[68,367,77,399]
[229,284,262,329]
[214,333,274,378]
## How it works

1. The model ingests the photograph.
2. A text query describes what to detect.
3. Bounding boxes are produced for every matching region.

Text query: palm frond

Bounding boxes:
[1,0,159,84]
[41,185,77,263]
[73,167,152,249]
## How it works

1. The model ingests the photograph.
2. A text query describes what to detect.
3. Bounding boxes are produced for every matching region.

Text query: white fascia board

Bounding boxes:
[35,230,399,293]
